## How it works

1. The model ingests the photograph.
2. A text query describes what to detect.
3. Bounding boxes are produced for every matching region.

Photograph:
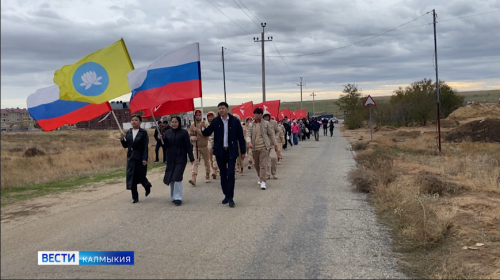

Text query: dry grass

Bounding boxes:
[1,129,159,190]
[345,123,500,279]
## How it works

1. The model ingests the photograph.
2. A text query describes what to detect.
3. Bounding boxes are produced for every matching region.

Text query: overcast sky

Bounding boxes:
[1,0,499,109]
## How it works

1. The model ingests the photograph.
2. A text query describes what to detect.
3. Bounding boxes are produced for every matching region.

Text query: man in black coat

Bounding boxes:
[196,102,246,208]
[321,117,329,136]
[282,116,292,148]
[310,118,321,141]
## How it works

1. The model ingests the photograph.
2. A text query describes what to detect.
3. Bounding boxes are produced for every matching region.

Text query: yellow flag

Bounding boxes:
[54,39,134,104]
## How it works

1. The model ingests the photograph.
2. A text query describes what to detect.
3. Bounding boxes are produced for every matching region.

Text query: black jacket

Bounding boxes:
[310,120,320,131]
[283,122,291,133]
[201,113,246,159]
[162,128,195,185]
[121,128,149,161]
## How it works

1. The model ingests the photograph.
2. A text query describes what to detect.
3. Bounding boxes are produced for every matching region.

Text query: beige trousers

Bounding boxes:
[267,148,278,176]
[247,147,254,167]
[192,146,210,175]
[276,144,282,161]
[253,149,269,183]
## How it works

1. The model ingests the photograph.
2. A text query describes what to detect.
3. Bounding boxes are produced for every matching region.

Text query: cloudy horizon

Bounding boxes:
[1,0,499,110]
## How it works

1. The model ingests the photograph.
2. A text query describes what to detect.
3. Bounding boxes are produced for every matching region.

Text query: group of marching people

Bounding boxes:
[120,102,335,206]
[187,107,285,191]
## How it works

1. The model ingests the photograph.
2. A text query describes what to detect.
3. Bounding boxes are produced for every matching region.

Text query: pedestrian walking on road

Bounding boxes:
[299,119,306,141]
[276,120,285,164]
[154,121,165,162]
[120,114,152,204]
[244,117,255,169]
[159,116,195,206]
[246,107,278,190]
[322,117,329,136]
[264,113,279,180]
[329,119,335,137]
[282,116,292,148]
[198,102,246,208]
[232,114,245,176]
[206,111,219,179]
[304,119,311,140]
[188,109,211,186]
[310,118,321,141]
[291,120,300,145]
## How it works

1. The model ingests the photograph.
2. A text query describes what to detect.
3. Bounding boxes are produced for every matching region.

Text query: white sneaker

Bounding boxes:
[260,182,267,190]
[257,181,261,185]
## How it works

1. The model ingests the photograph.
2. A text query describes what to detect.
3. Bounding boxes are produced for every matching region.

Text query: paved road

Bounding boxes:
[1,126,406,279]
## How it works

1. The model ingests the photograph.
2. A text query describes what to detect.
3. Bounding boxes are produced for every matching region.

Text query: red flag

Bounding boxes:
[143,99,195,118]
[231,101,253,119]
[253,100,280,119]
[278,108,291,120]
[291,109,307,119]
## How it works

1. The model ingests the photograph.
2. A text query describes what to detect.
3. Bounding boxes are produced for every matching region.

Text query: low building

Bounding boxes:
[1,108,36,131]
[75,101,133,130]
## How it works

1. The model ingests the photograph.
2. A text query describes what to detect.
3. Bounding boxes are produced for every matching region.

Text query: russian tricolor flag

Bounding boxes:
[128,43,202,114]
[27,85,112,132]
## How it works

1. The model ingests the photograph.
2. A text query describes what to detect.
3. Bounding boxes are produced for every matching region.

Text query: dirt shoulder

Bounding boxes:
[342,121,500,279]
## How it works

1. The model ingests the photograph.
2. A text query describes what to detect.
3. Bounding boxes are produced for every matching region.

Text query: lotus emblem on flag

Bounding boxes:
[263,105,268,111]
[80,71,102,90]
[240,109,244,115]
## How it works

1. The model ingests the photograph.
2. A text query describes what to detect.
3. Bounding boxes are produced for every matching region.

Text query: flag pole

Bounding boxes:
[149,109,164,145]
[120,38,135,70]
[111,110,126,141]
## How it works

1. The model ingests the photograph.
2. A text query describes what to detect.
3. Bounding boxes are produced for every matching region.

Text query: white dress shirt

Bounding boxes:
[132,129,139,141]
[222,116,229,147]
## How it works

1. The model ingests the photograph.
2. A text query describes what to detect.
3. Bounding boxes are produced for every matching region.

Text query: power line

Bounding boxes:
[271,41,298,77]
[235,0,299,78]
[205,0,253,36]
[232,0,261,28]
[226,11,432,58]
[265,9,500,53]
[237,0,264,23]
[437,9,500,23]
[266,55,296,84]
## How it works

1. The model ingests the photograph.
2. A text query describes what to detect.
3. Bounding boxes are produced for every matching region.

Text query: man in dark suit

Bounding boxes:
[282,116,292,148]
[195,102,246,208]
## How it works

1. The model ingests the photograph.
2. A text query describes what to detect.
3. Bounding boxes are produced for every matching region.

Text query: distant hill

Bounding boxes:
[201,89,499,117]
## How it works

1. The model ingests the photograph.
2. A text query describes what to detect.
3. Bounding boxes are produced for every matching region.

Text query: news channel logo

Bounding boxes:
[38,251,134,265]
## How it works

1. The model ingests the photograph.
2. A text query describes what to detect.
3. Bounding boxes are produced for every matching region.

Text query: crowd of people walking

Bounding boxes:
[120,103,336,207]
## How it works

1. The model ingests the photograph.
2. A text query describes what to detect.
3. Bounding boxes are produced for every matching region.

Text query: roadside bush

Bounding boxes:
[397,195,457,249]
[417,171,469,195]
[352,140,369,151]
[347,167,379,193]
[24,147,46,157]
[354,148,397,186]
